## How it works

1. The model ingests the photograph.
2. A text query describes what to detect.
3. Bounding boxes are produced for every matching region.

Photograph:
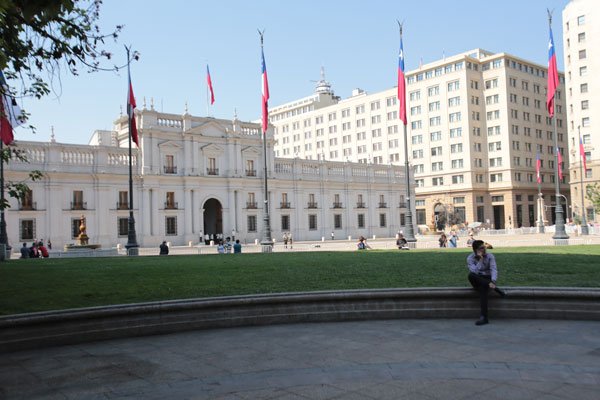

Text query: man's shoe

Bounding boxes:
[494,287,506,297]
[475,317,489,326]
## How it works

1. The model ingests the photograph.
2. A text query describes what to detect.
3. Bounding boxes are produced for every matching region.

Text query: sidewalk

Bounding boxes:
[2,319,599,399]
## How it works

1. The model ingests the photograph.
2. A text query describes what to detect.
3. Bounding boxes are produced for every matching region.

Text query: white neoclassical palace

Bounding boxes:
[5,107,414,249]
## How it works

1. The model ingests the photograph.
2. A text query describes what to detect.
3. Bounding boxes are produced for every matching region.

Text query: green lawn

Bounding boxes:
[1,245,599,316]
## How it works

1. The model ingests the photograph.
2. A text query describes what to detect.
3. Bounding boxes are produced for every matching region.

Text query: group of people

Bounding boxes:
[438,230,460,248]
[282,233,293,249]
[20,240,50,258]
[217,237,242,254]
[159,237,243,255]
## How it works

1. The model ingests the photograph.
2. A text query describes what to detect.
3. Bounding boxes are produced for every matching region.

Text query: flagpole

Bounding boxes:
[397,21,416,243]
[259,30,273,252]
[206,64,210,117]
[536,161,544,233]
[125,45,139,255]
[578,126,589,235]
[548,11,568,240]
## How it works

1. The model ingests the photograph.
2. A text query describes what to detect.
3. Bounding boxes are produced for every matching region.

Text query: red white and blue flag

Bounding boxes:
[579,135,587,171]
[0,70,24,145]
[536,152,542,184]
[261,47,270,134]
[127,74,138,146]
[546,27,559,117]
[397,35,407,125]
[206,64,215,105]
[557,146,563,180]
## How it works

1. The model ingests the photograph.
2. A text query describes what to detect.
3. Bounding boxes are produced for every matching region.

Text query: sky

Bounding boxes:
[14,0,570,144]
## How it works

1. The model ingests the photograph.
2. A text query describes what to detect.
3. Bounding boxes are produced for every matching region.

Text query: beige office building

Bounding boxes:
[271,49,569,231]
[563,0,599,223]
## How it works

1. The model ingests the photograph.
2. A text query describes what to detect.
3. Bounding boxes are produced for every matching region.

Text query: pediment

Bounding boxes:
[201,143,224,154]
[158,140,183,149]
[187,120,228,137]
[241,146,261,156]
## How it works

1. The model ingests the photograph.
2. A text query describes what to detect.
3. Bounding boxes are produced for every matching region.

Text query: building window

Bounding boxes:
[379,213,387,228]
[281,215,290,231]
[20,189,34,210]
[71,190,85,210]
[246,159,256,176]
[118,217,128,237]
[165,192,177,209]
[577,15,585,25]
[19,219,35,241]
[165,216,177,235]
[164,155,176,174]
[334,214,342,229]
[358,213,365,228]
[416,209,426,225]
[118,191,128,209]
[491,195,504,202]
[246,192,257,209]
[309,214,317,230]
[247,215,257,232]
[207,157,218,175]
[400,213,406,226]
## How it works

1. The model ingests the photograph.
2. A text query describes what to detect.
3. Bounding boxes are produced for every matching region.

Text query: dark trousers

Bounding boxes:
[468,272,492,318]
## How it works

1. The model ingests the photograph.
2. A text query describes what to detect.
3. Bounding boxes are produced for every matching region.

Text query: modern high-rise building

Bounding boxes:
[271,49,569,231]
[563,0,598,223]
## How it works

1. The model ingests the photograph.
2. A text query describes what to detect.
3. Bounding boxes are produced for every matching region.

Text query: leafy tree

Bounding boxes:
[1,0,123,102]
[1,1,131,211]
[586,183,600,216]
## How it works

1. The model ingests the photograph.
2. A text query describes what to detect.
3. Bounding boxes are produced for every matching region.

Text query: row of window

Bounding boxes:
[18,211,406,241]
[414,171,568,188]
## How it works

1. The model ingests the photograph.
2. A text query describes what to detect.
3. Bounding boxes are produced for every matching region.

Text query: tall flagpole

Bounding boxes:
[206,63,210,117]
[125,45,139,255]
[548,11,568,240]
[397,21,416,243]
[259,30,273,252]
[578,126,589,235]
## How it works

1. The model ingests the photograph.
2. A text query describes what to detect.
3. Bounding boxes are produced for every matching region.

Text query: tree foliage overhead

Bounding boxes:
[586,183,600,215]
[0,0,123,99]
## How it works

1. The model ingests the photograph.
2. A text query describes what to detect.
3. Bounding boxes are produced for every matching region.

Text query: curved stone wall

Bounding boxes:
[1,287,599,353]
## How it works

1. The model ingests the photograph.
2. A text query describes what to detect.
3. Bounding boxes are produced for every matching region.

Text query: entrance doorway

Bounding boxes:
[433,203,446,231]
[203,198,223,241]
[493,205,505,229]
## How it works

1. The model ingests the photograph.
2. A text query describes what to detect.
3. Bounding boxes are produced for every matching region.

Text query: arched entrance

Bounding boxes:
[203,198,223,240]
[433,203,447,231]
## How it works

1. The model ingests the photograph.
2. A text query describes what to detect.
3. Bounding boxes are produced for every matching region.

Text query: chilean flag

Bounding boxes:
[261,47,270,134]
[547,27,559,117]
[557,146,563,180]
[0,70,24,145]
[206,64,215,105]
[127,76,138,146]
[580,135,587,171]
[397,35,407,125]
[536,152,542,184]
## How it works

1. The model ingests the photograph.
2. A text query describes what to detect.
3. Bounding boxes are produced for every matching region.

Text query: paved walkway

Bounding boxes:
[2,319,599,399]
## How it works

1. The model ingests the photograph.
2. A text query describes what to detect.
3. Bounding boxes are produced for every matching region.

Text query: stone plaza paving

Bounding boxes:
[1,319,599,399]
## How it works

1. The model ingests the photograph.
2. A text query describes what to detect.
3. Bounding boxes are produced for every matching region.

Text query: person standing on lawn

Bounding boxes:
[467,239,505,326]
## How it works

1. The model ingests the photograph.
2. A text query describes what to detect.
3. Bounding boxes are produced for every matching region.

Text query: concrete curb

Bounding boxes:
[1,287,599,353]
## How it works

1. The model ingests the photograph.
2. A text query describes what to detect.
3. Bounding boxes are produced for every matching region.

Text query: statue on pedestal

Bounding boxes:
[77,214,89,245]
